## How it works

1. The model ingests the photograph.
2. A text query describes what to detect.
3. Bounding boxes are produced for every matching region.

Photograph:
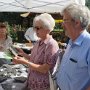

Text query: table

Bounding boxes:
[0,52,28,90]
[0,64,28,90]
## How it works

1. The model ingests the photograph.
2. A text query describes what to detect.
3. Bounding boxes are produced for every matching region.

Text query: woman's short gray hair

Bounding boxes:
[33,13,55,32]
[62,3,90,30]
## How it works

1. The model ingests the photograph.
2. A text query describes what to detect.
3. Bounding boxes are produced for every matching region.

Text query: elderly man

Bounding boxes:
[56,4,90,90]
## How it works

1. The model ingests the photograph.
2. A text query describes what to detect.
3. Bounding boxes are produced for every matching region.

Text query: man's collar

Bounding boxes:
[69,30,87,46]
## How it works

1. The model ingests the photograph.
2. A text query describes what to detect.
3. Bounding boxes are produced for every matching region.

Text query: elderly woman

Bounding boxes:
[0,23,12,52]
[13,13,59,90]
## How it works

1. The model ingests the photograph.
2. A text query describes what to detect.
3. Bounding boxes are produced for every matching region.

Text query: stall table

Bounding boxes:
[0,52,28,90]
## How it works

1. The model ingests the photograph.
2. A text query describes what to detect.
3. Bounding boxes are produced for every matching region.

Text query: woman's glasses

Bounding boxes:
[33,26,43,30]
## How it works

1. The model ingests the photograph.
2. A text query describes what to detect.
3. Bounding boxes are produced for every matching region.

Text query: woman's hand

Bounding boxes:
[13,56,28,65]
[15,47,30,60]
[15,48,24,56]
[13,56,50,74]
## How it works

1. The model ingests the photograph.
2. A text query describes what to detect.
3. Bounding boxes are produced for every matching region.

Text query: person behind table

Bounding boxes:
[56,3,90,90]
[0,23,12,52]
[24,27,39,45]
[13,13,59,90]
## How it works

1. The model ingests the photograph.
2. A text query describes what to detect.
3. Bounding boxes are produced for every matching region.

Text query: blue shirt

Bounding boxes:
[56,30,90,90]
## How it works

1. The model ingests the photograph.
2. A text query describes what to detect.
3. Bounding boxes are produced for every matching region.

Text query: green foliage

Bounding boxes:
[7,24,18,42]
[86,0,90,9]
[6,22,25,43]
[54,22,62,29]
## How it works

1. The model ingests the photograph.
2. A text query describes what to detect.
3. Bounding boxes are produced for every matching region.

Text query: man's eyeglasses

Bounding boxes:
[62,19,75,23]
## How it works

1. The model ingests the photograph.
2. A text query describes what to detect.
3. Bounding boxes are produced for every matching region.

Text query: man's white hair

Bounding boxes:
[33,13,55,32]
[61,3,90,30]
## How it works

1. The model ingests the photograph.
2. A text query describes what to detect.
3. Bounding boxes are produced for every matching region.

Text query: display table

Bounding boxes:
[0,64,28,90]
[0,52,28,90]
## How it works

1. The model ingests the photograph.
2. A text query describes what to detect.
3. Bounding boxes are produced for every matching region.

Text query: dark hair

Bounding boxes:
[0,22,8,39]
[0,23,6,28]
